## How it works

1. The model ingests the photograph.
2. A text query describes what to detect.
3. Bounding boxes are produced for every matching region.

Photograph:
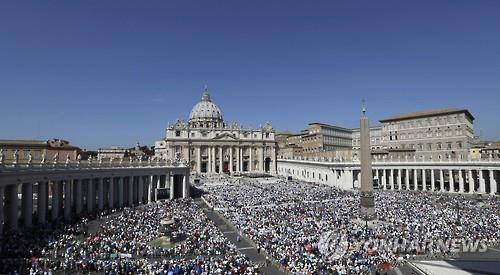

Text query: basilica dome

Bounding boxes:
[188,88,224,128]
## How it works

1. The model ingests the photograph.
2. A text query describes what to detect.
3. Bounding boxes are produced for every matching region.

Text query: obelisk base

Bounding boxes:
[360,191,376,221]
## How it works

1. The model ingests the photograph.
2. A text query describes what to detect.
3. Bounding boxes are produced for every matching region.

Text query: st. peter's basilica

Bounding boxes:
[154,88,277,174]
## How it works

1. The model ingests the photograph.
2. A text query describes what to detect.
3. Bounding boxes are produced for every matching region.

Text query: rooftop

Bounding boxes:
[379,108,474,122]
[0,139,47,146]
[308,122,352,132]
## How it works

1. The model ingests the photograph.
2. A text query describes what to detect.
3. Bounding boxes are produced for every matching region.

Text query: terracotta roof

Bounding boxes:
[0,139,47,146]
[484,142,500,150]
[379,108,474,122]
[0,139,81,150]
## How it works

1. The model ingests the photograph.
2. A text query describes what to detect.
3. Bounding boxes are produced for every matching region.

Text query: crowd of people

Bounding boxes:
[2,174,499,275]
[1,198,260,274]
[201,177,500,274]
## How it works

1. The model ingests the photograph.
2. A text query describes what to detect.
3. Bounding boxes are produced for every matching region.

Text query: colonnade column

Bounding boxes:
[75,180,83,215]
[22,182,33,227]
[5,184,18,230]
[431,170,435,191]
[439,170,444,192]
[118,177,124,207]
[413,169,418,191]
[38,182,48,224]
[489,170,497,195]
[64,180,72,220]
[156,176,161,201]
[51,181,62,221]
[478,170,486,193]
[348,169,354,188]
[422,169,426,191]
[405,169,410,190]
[148,176,153,203]
[128,176,134,206]
[389,169,394,189]
[138,176,144,204]
[183,173,189,198]
[397,169,402,190]
[333,170,338,187]
[468,170,475,193]
[229,147,233,173]
[87,179,94,213]
[382,169,387,190]
[97,178,104,211]
[108,178,114,209]
[170,174,174,200]
[458,170,464,193]
[449,170,454,192]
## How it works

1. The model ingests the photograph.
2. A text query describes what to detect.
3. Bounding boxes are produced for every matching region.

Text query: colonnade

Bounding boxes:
[371,167,497,194]
[277,159,500,196]
[0,166,190,235]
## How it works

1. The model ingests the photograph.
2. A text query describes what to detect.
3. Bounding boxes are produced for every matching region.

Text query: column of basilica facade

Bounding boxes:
[155,88,277,174]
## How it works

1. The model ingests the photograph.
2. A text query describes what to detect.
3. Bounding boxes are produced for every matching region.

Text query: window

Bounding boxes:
[175,131,181,137]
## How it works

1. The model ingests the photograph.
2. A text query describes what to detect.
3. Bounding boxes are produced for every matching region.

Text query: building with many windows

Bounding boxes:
[351,125,382,159]
[301,123,352,159]
[379,108,475,160]
[277,122,353,160]
[155,88,277,174]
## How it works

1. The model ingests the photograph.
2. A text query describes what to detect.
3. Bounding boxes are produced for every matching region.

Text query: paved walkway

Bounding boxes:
[195,198,286,275]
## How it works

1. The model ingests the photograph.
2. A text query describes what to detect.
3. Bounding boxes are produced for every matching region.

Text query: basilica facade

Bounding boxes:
[155,88,277,174]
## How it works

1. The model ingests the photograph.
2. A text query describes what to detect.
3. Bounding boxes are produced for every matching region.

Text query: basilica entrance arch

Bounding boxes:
[265,157,271,173]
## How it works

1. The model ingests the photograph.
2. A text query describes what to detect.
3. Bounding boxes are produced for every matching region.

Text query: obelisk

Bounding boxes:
[360,104,376,220]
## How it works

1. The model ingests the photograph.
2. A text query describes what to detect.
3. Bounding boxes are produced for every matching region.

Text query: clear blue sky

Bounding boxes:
[1,1,499,149]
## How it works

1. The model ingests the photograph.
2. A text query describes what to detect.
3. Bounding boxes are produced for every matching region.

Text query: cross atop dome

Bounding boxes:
[202,85,211,102]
